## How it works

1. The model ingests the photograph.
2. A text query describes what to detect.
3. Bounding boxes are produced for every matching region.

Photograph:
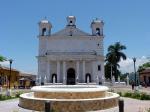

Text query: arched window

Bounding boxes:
[96,28,100,36]
[51,74,57,83]
[85,73,91,83]
[98,65,101,71]
[42,28,47,36]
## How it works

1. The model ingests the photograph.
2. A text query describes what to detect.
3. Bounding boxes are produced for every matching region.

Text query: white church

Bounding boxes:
[37,16,104,85]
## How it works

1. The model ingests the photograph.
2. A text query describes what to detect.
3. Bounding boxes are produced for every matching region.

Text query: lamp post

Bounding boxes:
[133,57,136,86]
[0,64,2,85]
[8,59,13,89]
[110,64,113,81]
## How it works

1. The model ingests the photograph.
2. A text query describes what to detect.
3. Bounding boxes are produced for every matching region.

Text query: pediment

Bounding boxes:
[52,26,90,36]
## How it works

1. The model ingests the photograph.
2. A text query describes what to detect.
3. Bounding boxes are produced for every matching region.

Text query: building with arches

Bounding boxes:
[37,16,104,85]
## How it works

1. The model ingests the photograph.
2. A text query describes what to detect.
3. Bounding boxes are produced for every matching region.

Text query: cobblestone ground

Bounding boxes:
[0,97,150,112]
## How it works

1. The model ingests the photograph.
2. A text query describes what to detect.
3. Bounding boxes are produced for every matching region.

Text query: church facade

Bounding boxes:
[37,16,104,85]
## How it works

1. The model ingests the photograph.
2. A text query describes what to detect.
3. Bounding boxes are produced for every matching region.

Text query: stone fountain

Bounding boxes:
[19,85,119,112]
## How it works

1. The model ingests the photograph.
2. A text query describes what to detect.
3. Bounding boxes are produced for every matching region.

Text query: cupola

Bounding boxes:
[39,18,52,36]
[91,18,104,36]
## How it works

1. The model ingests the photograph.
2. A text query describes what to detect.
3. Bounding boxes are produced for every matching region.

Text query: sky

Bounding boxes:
[0,0,150,74]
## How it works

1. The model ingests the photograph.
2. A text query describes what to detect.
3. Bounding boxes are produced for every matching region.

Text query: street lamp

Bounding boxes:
[110,64,113,81]
[133,57,136,86]
[0,64,2,85]
[8,59,13,89]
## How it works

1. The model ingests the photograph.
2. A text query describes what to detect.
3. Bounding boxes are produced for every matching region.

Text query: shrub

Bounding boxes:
[0,92,22,101]
[131,92,141,99]
[0,94,10,100]
[122,91,150,100]
[15,91,23,98]
[0,90,25,101]
[117,92,122,96]
[123,92,132,97]
[140,93,150,100]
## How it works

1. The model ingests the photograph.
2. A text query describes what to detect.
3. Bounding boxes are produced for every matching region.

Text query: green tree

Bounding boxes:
[105,62,121,79]
[105,42,127,80]
[0,55,6,62]
[138,62,150,72]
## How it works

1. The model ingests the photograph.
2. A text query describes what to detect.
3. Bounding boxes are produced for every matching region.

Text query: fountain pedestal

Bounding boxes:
[19,85,119,112]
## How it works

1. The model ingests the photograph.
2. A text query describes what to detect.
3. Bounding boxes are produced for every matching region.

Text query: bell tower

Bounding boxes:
[91,18,104,36]
[39,18,52,36]
[66,16,76,26]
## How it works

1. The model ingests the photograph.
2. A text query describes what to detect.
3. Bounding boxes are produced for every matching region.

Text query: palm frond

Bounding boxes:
[0,55,7,62]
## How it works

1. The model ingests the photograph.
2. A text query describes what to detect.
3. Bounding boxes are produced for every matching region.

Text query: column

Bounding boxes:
[57,61,60,83]
[76,61,79,83]
[92,61,97,83]
[82,61,85,83]
[47,61,50,83]
[63,61,66,84]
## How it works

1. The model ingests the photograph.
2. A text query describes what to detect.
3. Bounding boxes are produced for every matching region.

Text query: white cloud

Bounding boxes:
[0,61,9,66]
[119,56,149,73]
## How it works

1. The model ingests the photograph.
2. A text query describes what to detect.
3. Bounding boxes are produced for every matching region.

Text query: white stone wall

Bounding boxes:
[45,36,103,56]
[38,57,47,83]
[39,37,47,56]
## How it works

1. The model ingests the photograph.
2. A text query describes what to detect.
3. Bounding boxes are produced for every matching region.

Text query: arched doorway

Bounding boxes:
[67,68,75,85]
[51,74,57,83]
[85,73,91,83]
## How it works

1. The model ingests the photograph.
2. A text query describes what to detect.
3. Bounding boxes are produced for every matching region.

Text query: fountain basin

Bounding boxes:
[19,85,119,112]
[32,85,108,99]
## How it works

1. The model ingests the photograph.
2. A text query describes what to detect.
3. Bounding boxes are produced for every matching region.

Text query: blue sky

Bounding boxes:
[0,0,150,74]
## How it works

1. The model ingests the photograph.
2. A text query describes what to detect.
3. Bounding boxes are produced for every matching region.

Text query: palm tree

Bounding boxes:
[0,55,6,62]
[105,42,127,80]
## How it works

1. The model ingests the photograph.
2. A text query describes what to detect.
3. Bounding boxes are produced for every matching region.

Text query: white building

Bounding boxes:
[37,16,104,85]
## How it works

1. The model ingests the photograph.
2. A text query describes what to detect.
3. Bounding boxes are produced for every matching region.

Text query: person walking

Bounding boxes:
[132,81,135,90]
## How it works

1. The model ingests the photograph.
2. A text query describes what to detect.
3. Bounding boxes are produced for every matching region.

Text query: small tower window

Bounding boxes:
[42,28,47,36]
[70,21,72,23]
[96,28,100,36]
[98,65,101,71]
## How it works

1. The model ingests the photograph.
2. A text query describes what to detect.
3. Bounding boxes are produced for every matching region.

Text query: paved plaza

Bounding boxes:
[0,97,150,112]
[0,86,150,112]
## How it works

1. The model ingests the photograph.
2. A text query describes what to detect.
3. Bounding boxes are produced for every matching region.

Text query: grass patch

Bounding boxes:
[118,91,150,100]
[0,91,23,101]
[0,94,16,101]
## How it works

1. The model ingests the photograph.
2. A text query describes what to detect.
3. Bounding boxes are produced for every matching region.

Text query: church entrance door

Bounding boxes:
[67,68,75,85]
